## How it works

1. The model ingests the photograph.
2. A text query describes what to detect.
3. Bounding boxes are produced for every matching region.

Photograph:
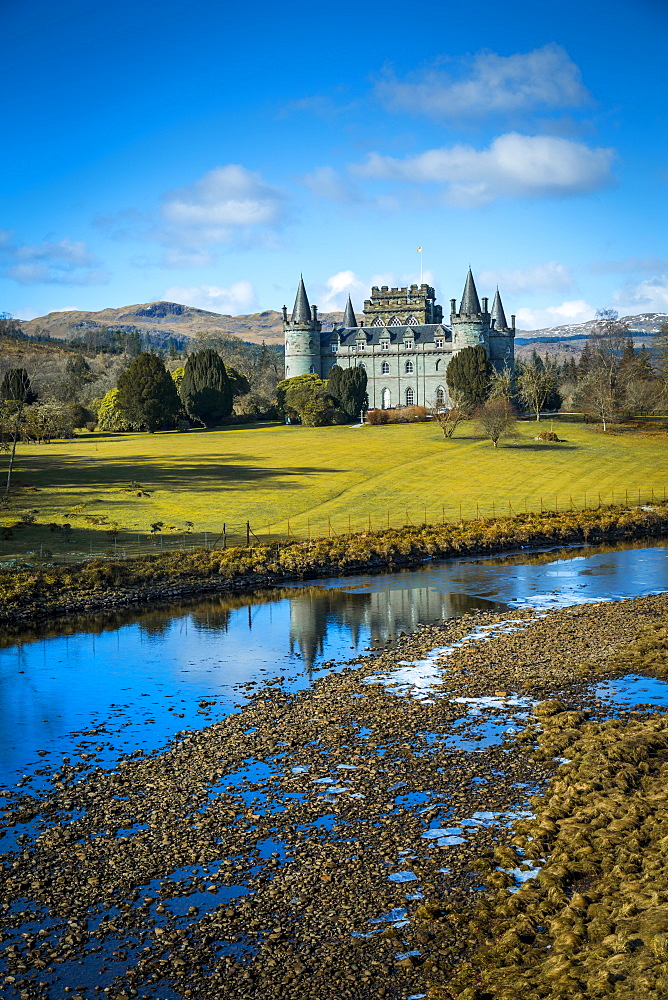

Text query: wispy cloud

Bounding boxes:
[0,230,109,285]
[376,44,591,120]
[516,299,596,330]
[590,256,668,275]
[612,276,668,314]
[352,133,614,206]
[478,262,574,295]
[162,281,256,315]
[160,165,287,246]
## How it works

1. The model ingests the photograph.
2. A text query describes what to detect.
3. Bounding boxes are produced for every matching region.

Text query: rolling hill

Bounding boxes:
[18,301,668,356]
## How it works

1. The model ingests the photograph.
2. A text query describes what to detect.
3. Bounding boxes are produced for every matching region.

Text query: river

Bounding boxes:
[2,538,668,792]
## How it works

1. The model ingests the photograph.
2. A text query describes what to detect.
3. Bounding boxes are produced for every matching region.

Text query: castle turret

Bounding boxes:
[342,294,357,328]
[490,288,509,331]
[283,277,322,378]
[488,287,515,368]
[450,268,490,350]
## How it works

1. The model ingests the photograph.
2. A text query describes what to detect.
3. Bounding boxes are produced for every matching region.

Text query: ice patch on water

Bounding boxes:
[389,871,418,883]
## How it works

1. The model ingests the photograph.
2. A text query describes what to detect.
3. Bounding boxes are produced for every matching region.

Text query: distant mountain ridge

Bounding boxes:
[20,301,344,347]
[18,302,668,356]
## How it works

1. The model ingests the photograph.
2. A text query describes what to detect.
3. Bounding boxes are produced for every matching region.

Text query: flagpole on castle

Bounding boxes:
[417,246,423,284]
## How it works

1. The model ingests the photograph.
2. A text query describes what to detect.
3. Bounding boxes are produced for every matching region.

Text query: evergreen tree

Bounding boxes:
[445,345,492,410]
[179,349,233,427]
[226,366,251,399]
[326,365,345,404]
[0,368,37,404]
[116,353,180,431]
[336,367,368,419]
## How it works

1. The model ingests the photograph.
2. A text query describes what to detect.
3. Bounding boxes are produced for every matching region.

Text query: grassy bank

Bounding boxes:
[425,704,668,1000]
[1,500,667,621]
[2,419,668,559]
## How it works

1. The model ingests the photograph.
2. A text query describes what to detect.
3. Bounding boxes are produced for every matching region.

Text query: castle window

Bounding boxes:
[358,362,366,370]
[405,360,414,374]
[388,316,402,327]
[436,386,446,407]
[406,387,415,405]
[381,361,390,374]
[357,341,365,351]
[380,340,389,350]
[404,340,413,349]
[434,337,444,348]
[371,316,384,326]
[435,358,441,371]
[382,387,391,409]
[406,315,419,326]
[309,365,315,374]
[331,343,338,353]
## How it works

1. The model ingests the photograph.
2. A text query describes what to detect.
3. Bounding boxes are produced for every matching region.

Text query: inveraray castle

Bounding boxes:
[283,269,516,409]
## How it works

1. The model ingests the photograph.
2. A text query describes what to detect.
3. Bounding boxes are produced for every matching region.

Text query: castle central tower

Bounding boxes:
[283,277,322,378]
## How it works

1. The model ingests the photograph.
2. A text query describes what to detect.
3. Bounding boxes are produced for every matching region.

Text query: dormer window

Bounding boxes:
[434,337,444,349]
[404,339,413,350]
[380,340,389,350]
[357,341,365,351]
[331,343,338,353]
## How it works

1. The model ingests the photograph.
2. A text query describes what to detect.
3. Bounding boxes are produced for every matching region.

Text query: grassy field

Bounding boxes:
[2,418,668,561]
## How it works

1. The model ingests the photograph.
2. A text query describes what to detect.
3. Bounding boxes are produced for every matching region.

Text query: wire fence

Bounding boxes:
[8,483,667,567]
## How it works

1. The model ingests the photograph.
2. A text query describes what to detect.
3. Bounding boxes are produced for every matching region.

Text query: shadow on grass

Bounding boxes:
[501,442,579,451]
[8,451,345,492]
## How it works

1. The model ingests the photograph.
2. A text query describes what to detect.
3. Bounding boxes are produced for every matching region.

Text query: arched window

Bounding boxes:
[309,364,315,374]
[382,387,391,409]
[436,386,446,407]
[285,366,290,376]
[381,361,390,374]
[406,315,419,326]
[435,358,441,371]
[406,387,415,406]
[388,316,402,326]
[371,316,384,326]
[309,340,313,349]
[405,360,414,374]
[358,362,366,370]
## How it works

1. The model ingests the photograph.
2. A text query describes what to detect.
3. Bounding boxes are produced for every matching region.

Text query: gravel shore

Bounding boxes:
[2,593,667,999]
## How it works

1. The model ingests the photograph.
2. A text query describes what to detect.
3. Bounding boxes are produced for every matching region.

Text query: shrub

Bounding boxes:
[366,409,389,425]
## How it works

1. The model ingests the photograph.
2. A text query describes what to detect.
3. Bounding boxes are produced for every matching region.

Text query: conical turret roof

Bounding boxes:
[490,288,508,330]
[460,268,481,315]
[291,276,312,324]
[342,295,357,328]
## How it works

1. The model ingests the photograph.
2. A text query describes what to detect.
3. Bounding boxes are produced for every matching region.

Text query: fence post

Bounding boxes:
[442,505,445,525]
[492,501,495,518]
[307,518,310,540]
[348,514,351,535]
[540,497,543,513]
[460,502,463,522]
[329,517,332,538]
[223,523,227,549]
[246,521,250,547]
[368,514,371,532]
[625,489,628,505]
[584,493,587,510]
[287,519,290,538]
[388,511,390,529]
[476,503,479,519]
[598,491,601,508]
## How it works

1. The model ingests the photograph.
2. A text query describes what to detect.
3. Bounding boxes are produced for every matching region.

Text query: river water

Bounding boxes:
[2,539,668,793]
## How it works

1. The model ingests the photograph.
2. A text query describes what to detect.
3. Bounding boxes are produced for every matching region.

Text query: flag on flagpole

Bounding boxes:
[416,246,422,251]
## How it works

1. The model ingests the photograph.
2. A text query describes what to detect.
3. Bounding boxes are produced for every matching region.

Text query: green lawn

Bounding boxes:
[2,419,668,559]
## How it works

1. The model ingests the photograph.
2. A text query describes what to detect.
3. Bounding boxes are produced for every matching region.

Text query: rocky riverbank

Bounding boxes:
[1,594,668,999]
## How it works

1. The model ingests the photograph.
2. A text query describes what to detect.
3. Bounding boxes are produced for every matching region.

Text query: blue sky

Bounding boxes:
[2,0,667,329]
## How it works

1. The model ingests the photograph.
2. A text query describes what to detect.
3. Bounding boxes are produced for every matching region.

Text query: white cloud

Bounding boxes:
[162,281,256,315]
[317,271,367,311]
[353,133,614,206]
[478,262,574,295]
[515,299,596,330]
[161,165,286,246]
[612,276,668,314]
[0,233,109,285]
[376,45,591,119]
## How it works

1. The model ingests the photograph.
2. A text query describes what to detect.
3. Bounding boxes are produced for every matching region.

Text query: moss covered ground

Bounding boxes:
[1,418,668,559]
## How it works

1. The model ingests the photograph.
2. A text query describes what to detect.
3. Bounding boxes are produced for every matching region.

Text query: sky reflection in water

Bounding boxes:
[0,539,667,787]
